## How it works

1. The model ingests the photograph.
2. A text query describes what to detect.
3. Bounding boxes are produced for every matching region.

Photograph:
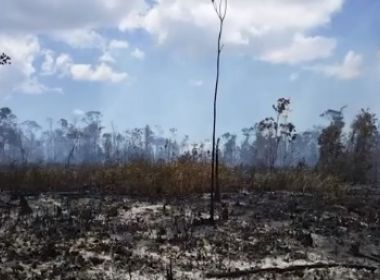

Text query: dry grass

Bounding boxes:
[255,170,346,199]
[0,161,346,198]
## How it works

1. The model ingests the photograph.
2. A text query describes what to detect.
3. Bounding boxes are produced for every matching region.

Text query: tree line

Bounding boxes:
[0,100,378,185]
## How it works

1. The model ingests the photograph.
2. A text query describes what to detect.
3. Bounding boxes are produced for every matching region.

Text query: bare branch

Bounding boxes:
[212,0,228,21]
[212,1,219,17]
[221,0,228,21]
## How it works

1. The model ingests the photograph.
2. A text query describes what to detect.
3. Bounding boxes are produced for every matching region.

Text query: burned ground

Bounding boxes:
[0,190,379,279]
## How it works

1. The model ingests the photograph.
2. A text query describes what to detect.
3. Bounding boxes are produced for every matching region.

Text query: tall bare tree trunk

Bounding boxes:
[210,0,227,223]
[215,137,221,202]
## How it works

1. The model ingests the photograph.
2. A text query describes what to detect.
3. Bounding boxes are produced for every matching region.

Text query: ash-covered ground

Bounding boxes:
[0,190,379,279]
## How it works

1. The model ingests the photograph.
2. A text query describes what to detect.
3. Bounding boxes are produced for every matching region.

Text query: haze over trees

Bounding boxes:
[0,101,378,185]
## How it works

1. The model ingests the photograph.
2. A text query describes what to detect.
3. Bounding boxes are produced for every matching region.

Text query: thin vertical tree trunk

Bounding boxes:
[210,19,224,223]
[215,137,221,202]
[210,0,227,223]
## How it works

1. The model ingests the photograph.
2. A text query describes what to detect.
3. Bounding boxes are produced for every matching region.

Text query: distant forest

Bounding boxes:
[0,99,378,185]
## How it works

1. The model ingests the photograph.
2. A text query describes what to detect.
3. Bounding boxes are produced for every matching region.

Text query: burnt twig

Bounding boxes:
[205,263,378,278]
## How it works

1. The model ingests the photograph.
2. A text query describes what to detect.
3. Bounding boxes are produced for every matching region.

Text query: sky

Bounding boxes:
[0,0,379,141]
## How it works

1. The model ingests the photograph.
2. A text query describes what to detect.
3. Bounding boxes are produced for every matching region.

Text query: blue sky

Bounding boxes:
[0,0,379,141]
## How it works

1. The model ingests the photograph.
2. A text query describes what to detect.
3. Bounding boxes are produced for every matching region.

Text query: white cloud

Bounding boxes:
[53,29,106,49]
[0,34,61,95]
[40,52,73,77]
[260,34,336,65]
[120,0,344,56]
[15,78,63,95]
[1,0,345,68]
[0,1,144,92]
[99,52,116,64]
[39,51,127,83]
[0,0,347,93]
[0,35,40,76]
[99,40,130,64]
[41,50,55,75]
[307,51,363,80]
[70,63,128,83]
[43,32,130,69]
[55,54,74,77]
[0,0,148,33]
[109,40,129,49]
[131,48,145,60]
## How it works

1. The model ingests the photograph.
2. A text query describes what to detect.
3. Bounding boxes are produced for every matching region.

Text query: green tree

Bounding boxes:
[258,98,296,169]
[318,107,346,176]
[348,109,378,183]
